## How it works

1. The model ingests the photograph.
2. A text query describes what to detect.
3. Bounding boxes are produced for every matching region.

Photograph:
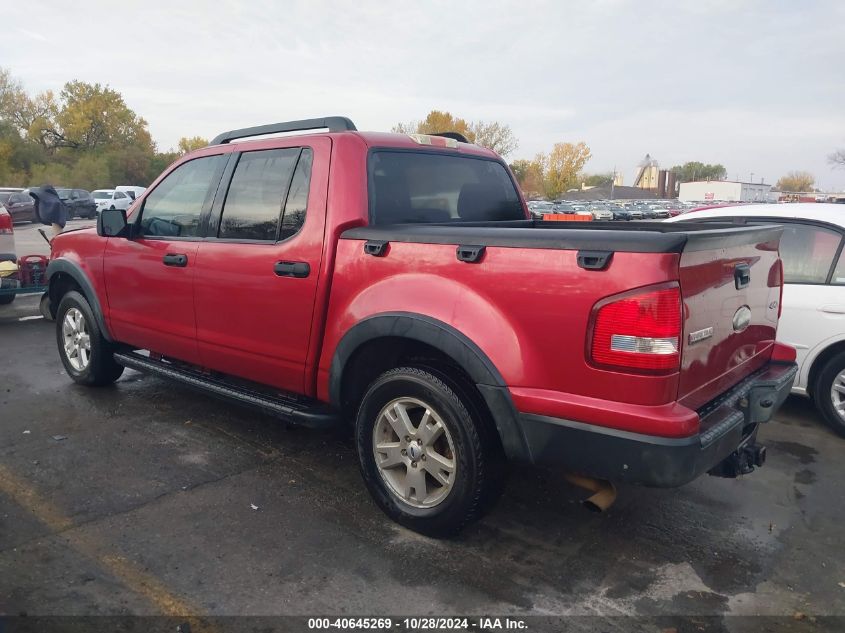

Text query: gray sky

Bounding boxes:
[4,0,845,189]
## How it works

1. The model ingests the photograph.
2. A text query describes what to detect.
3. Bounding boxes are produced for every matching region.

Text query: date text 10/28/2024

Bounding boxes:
[307,617,528,630]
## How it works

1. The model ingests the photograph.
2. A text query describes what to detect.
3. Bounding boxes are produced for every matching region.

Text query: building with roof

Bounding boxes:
[678,180,771,202]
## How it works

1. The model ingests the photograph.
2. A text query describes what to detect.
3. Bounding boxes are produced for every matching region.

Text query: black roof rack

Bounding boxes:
[431,131,470,143]
[210,116,357,145]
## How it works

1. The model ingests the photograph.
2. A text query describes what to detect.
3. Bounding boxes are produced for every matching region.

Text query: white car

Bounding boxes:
[115,185,146,201]
[668,203,845,436]
[92,189,133,213]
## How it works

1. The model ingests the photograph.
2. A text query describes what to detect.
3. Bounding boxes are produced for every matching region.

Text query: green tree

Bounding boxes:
[177,136,208,155]
[510,157,546,197]
[581,172,614,187]
[670,161,727,182]
[544,142,591,199]
[393,110,518,156]
[776,171,815,192]
[46,81,153,152]
[469,121,517,157]
[393,110,473,139]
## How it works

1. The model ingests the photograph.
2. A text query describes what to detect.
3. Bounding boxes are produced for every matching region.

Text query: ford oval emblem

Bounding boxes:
[733,305,752,332]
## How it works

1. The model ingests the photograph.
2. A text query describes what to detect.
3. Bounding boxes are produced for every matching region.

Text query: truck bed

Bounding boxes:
[342,220,780,254]
[328,219,783,438]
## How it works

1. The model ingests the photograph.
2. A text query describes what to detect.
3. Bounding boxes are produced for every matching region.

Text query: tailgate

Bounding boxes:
[677,225,783,410]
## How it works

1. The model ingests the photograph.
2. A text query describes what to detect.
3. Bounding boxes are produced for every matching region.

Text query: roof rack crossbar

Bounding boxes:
[210,116,357,145]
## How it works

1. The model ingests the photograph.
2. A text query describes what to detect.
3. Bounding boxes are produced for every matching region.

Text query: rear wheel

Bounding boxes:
[56,291,123,386]
[813,351,845,437]
[0,293,14,305]
[355,367,505,537]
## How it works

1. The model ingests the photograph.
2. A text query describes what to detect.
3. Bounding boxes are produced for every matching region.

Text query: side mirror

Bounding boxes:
[98,207,129,237]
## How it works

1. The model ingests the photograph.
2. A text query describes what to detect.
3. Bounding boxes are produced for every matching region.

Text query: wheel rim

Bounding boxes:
[62,307,91,371]
[830,370,845,421]
[372,397,457,509]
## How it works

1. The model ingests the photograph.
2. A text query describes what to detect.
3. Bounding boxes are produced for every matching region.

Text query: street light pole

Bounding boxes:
[610,165,616,200]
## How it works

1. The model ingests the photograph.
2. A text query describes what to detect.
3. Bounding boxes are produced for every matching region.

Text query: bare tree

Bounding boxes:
[829,149,845,168]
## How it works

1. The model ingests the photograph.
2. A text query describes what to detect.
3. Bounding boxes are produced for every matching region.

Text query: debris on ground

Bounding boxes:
[51,435,67,441]
[23,430,30,434]
[250,503,259,511]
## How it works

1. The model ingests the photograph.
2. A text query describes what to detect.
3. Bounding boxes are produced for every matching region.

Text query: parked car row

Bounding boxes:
[0,185,145,223]
[527,198,697,221]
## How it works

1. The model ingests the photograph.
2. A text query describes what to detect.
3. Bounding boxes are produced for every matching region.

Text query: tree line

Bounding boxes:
[1,67,834,195]
[0,67,206,190]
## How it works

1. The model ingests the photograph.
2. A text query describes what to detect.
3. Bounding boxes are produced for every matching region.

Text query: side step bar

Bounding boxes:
[114,351,339,429]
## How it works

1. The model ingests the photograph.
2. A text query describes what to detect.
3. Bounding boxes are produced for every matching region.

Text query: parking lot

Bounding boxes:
[1,291,844,630]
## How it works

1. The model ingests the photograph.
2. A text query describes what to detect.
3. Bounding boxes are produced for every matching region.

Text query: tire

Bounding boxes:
[813,352,845,437]
[56,291,124,386]
[0,293,14,305]
[355,366,505,537]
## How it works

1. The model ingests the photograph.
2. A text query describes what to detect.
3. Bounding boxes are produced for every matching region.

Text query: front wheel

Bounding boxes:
[355,367,505,537]
[56,291,124,386]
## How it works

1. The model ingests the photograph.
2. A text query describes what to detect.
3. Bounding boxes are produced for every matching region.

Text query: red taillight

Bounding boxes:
[590,284,682,372]
[0,209,13,234]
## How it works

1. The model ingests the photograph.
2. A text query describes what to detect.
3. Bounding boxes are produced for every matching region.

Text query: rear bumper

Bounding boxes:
[517,361,797,487]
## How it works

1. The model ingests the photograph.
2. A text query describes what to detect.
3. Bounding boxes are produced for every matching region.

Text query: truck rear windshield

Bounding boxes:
[369,151,524,224]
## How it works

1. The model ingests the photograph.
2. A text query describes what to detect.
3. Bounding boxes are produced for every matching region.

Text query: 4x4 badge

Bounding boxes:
[689,327,714,344]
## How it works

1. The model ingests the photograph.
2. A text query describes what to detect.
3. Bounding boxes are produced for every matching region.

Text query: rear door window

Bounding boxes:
[218,148,298,241]
[369,151,524,224]
[217,147,311,242]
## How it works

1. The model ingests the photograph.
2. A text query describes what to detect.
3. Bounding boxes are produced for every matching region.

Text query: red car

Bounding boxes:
[44,117,797,535]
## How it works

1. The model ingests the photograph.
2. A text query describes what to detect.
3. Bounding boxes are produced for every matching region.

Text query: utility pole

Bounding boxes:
[750,172,754,183]
[610,166,616,200]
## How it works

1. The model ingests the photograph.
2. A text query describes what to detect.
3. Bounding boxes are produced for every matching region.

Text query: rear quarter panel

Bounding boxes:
[318,239,682,411]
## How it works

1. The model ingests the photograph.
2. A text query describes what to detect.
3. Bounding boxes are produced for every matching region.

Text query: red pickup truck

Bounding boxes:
[46,117,797,536]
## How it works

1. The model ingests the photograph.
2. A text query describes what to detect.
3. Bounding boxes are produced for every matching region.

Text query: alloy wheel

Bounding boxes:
[372,397,457,508]
[62,307,91,371]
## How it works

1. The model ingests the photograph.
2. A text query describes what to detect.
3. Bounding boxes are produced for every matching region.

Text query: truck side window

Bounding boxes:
[218,148,300,241]
[280,148,312,240]
[141,155,227,238]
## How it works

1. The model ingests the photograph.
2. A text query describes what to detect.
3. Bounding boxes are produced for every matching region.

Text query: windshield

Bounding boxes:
[369,151,524,224]
[0,193,10,205]
[56,188,71,198]
[93,191,112,199]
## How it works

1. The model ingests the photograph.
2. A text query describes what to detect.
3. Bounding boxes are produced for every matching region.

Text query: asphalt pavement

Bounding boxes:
[1,295,844,631]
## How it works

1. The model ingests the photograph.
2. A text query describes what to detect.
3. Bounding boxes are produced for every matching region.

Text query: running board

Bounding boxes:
[113,351,339,429]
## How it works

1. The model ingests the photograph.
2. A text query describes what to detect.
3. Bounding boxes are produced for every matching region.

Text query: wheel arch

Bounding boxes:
[807,338,845,399]
[329,312,529,461]
[47,258,113,342]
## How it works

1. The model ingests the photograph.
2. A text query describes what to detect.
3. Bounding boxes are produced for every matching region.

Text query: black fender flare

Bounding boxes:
[46,258,114,342]
[329,312,530,461]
